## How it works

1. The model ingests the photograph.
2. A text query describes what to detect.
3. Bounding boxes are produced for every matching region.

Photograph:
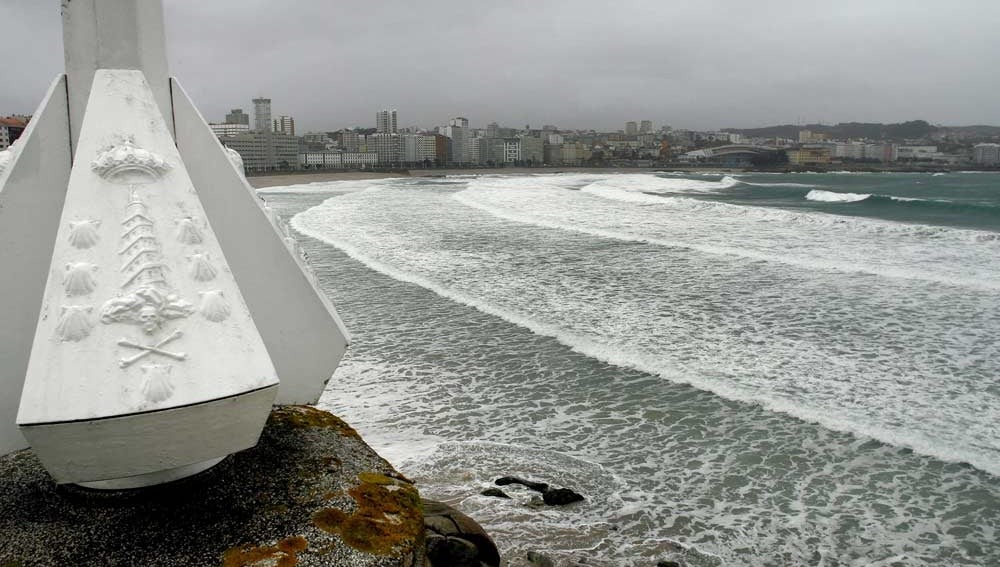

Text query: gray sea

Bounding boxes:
[260,171,1000,566]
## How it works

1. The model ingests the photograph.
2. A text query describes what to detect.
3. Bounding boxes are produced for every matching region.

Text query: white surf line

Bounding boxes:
[451,189,1000,292]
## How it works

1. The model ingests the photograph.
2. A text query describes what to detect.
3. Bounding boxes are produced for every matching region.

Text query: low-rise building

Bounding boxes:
[209,122,250,138]
[973,143,1000,165]
[788,146,832,165]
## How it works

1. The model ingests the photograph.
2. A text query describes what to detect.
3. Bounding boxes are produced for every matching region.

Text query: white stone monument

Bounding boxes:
[0,0,350,488]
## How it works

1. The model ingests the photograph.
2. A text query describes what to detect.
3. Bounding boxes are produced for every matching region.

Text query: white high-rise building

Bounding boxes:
[376,109,398,134]
[253,98,272,132]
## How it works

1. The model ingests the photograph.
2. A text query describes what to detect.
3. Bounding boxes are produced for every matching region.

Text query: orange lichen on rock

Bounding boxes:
[221,536,308,567]
[267,406,362,439]
[311,472,424,556]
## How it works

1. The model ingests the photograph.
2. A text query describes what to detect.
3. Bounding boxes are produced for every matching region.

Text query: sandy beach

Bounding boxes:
[245,166,746,189]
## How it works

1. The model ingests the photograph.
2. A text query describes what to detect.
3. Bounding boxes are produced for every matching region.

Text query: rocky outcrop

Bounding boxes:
[494,476,585,506]
[422,499,501,567]
[0,406,426,567]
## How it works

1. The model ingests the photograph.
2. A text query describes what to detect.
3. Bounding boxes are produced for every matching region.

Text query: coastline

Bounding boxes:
[246,167,740,188]
[247,165,998,188]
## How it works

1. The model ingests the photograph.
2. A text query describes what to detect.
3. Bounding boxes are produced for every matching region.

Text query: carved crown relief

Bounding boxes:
[91,138,172,184]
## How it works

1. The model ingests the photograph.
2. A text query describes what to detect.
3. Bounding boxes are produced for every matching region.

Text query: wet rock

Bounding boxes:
[527,550,557,567]
[480,487,511,499]
[494,475,584,506]
[495,475,550,492]
[656,561,683,567]
[423,498,501,567]
[426,533,479,566]
[543,487,585,506]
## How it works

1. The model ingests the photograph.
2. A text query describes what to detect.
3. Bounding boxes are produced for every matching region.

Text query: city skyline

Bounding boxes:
[4,1,1000,132]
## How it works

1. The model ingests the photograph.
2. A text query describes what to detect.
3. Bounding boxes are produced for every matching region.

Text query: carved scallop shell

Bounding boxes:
[140,364,174,403]
[68,219,101,249]
[63,262,98,296]
[199,290,231,322]
[175,217,203,245]
[56,305,93,342]
[188,253,217,282]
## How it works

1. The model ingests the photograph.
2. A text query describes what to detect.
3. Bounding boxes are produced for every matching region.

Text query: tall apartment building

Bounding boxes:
[625,121,638,136]
[340,130,361,152]
[226,108,249,125]
[376,109,398,134]
[445,117,468,163]
[273,115,295,136]
[253,98,272,132]
[639,120,653,134]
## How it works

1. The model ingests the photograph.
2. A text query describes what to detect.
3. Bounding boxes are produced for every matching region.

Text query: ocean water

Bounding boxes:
[260,172,1000,566]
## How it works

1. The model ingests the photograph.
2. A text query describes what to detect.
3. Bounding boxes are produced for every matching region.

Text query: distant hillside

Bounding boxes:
[724,120,940,141]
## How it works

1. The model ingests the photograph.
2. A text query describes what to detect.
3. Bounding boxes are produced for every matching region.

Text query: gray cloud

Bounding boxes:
[3,0,999,132]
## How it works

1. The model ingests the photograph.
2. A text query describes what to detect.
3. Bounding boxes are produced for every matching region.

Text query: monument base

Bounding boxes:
[76,456,225,490]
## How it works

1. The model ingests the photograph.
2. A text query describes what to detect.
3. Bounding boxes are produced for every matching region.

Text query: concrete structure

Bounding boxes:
[639,120,653,134]
[1,0,349,487]
[253,98,272,132]
[208,122,250,138]
[274,115,295,136]
[225,108,249,125]
[376,109,398,134]
[973,143,1000,165]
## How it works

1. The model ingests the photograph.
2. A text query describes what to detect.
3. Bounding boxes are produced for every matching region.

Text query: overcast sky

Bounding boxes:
[3,0,999,132]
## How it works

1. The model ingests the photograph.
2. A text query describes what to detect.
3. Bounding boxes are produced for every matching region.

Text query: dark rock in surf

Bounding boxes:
[480,487,511,499]
[527,550,557,567]
[542,487,585,506]
[495,476,549,492]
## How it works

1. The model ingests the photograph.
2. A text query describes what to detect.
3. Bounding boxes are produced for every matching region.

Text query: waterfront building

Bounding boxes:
[376,109,398,134]
[544,143,563,165]
[298,151,377,169]
[340,130,361,152]
[519,135,544,164]
[547,133,564,145]
[444,120,468,164]
[222,131,298,172]
[225,108,249,125]
[639,120,653,134]
[864,143,897,162]
[273,115,295,136]
[503,139,521,163]
[253,98,272,132]
[209,122,250,137]
[625,121,638,136]
[465,137,481,165]
[973,143,1000,165]
[369,132,401,165]
[788,146,832,165]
